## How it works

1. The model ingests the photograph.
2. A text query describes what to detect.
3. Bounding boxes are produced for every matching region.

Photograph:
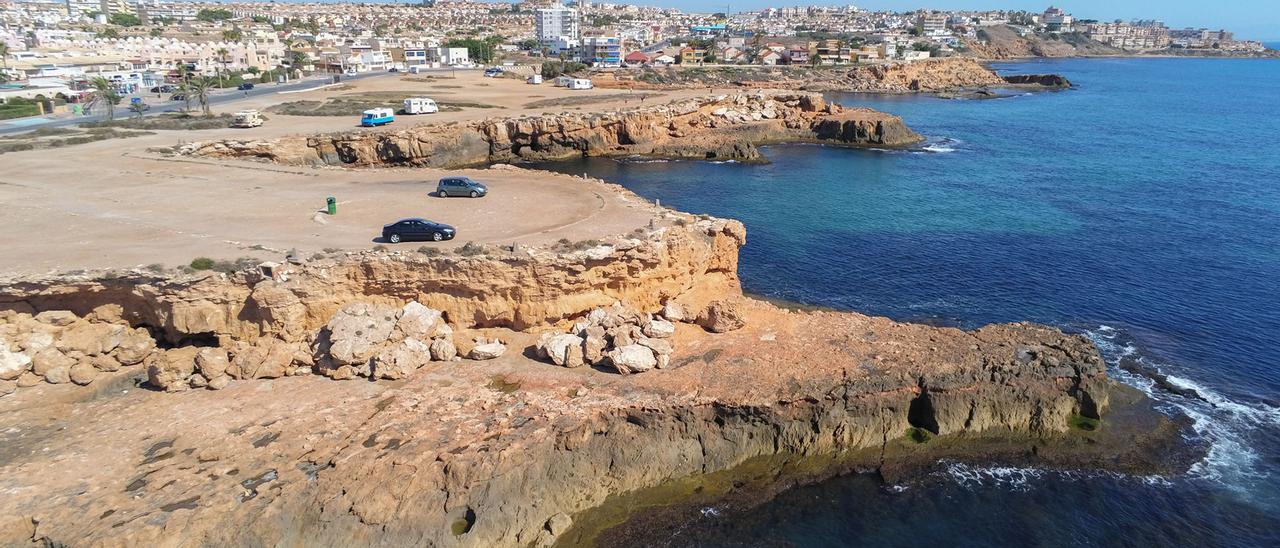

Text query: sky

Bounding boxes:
[624,1,1279,40]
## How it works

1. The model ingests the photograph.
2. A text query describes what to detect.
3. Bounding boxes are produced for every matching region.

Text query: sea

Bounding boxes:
[534,58,1280,546]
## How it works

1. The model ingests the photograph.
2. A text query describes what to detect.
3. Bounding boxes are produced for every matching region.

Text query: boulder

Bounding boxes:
[326,303,399,365]
[696,300,745,333]
[34,310,77,327]
[429,338,458,361]
[229,339,294,380]
[56,322,126,356]
[30,348,73,376]
[195,348,230,379]
[16,371,42,388]
[373,338,431,380]
[0,343,32,381]
[207,375,231,390]
[583,326,608,365]
[43,366,70,385]
[17,331,55,354]
[539,333,586,367]
[114,329,156,365]
[545,513,572,536]
[660,302,686,322]
[87,304,125,324]
[642,318,676,339]
[607,344,658,375]
[145,346,200,391]
[91,354,121,372]
[0,379,14,397]
[469,342,507,360]
[69,361,98,386]
[396,302,450,340]
[636,336,673,357]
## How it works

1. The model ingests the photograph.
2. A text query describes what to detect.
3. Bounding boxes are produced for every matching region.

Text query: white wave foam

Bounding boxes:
[1084,325,1279,496]
[941,462,1044,491]
[699,506,721,518]
[921,145,955,153]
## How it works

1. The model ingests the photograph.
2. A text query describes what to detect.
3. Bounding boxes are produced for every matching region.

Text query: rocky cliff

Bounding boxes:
[0,168,1194,546]
[836,57,1008,92]
[175,92,921,168]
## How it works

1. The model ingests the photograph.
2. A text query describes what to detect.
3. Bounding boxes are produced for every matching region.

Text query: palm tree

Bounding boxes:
[89,76,121,120]
[129,101,147,119]
[0,42,9,71]
[186,76,217,116]
[216,47,230,87]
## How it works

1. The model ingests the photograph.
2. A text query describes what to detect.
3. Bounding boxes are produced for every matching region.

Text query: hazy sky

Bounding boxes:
[635,1,1279,39]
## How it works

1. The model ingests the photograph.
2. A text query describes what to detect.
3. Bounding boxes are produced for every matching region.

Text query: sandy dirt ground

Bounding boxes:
[0,72,706,278]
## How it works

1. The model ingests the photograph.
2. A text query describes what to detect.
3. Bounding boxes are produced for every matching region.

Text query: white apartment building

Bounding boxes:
[537,4,580,54]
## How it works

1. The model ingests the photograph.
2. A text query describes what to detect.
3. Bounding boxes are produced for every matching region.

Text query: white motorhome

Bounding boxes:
[403,97,439,115]
[554,76,573,87]
[568,78,594,90]
[527,74,543,85]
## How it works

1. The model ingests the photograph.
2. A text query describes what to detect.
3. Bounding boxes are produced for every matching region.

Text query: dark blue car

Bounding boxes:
[382,218,456,243]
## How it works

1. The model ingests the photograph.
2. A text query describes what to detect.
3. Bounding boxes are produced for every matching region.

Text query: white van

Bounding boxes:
[568,78,593,90]
[403,97,439,115]
[554,76,573,87]
[527,74,543,85]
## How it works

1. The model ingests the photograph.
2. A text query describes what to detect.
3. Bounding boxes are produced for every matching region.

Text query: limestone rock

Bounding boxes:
[145,346,200,391]
[429,338,457,361]
[396,302,450,340]
[87,304,125,324]
[57,322,126,356]
[326,303,399,365]
[660,302,686,322]
[34,310,77,327]
[545,513,572,536]
[229,339,294,380]
[207,375,231,390]
[374,338,431,380]
[43,366,70,385]
[0,379,14,397]
[642,318,676,339]
[607,344,657,375]
[17,331,55,354]
[91,354,121,372]
[16,371,42,387]
[0,343,32,381]
[538,333,586,367]
[195,348,230,379]
[469,342,507,360]
[697,300,745,333]
[583,326,608,365]
[69,361,98,386]
[114,329,156,365]
[31,347,73,376]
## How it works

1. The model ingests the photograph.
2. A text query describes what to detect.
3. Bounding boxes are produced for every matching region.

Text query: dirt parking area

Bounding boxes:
[0,71,703,279]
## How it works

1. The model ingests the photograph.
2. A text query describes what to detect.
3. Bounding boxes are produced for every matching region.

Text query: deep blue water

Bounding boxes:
[536,58,1280,546]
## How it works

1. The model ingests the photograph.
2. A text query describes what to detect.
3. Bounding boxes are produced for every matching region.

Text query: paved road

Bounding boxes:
[0,69,466,136]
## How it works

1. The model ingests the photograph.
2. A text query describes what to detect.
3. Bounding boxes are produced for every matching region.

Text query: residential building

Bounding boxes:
[537,4,580,54]
[678,46,704,65]
[917,12,947,34]
[581,35,619,66]
[1041,6,1074,32]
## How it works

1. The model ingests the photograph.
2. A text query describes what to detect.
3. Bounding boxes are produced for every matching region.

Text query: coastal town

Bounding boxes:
[0,0,1272,116]
[0,0,1271,546]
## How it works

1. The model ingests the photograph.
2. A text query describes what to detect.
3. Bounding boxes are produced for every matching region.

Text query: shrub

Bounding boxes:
[417,246,441,256]
[571,239,600,250]
[145,263,165,273]
[456,242,485,256]
[906,427,932,444]
[373,244,388,251]
[189,257,215,270]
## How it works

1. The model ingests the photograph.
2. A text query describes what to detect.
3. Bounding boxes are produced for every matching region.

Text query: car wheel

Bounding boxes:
[438,190,447,198]
[432,232,443,241]
[470,190,479,198]
[389,233,401,243]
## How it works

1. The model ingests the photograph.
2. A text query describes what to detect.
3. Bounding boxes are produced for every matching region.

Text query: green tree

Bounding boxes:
[97,28,121,39]
[222,29,243,41]
[109,13,141,26]
[196,9,233,22]
[129,100,147,118]
[89,77,121,120]
[0,42,9,71]
[216,47,230,86]
[186,76,217,116]
[149,27,164,37]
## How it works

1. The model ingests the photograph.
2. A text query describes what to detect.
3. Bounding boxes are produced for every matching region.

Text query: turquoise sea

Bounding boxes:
[535,58,1280,546]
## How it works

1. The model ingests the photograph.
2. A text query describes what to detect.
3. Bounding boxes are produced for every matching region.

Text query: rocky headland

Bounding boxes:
[0,174,1199,546]
[171,92,921,168]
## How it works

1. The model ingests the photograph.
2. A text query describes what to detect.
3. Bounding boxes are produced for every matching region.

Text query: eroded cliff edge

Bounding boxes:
[169,92,921,168]
[0,196,1194,547]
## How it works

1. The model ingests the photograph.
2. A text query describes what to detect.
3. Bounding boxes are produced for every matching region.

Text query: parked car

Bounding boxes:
[169,93,186,101]
[237,82,255,90]
[437,177,488,198]
[388,67,400,73]
[382,218,456,243]
[149,85,175,93]
[483,67,503,77]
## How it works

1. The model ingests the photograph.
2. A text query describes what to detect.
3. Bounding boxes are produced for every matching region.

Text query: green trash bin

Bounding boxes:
[326,196,336,215]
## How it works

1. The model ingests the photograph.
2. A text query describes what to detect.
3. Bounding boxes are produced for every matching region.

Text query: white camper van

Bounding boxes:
[527,74,543,85]
[554,76,573,87]
[568,78,594,90]
[403,97,439,115]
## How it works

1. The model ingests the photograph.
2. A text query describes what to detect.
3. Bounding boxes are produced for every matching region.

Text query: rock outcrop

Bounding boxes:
[535,301,681,373]
[176,92,921,168]
[1003,73,1072,87]
[0,306,157,393]
[837,58,1007,92]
